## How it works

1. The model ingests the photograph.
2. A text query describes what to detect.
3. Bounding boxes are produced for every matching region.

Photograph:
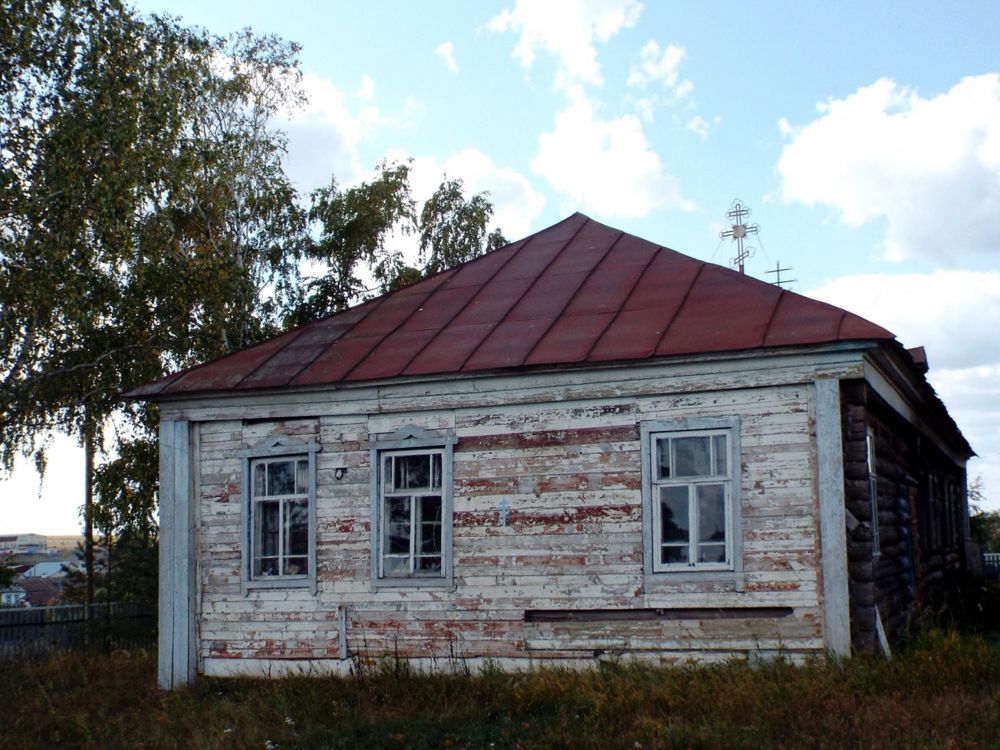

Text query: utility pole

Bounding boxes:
[720,199,759,274]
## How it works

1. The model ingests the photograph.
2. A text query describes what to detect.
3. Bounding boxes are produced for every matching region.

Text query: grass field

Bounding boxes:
[4,625,1000,749]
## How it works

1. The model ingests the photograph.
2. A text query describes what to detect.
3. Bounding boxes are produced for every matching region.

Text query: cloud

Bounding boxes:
[356,74,375,100]
[777,74,1000,262]
[435,42,458,73]
[531,90,693,217]
[806,270,1000,370]
[489,0,643,90]
[280,72,391,191]
[407,148,547,241]
[806,270,1000,504]
[685,115,713,139]
[627,40,689,94]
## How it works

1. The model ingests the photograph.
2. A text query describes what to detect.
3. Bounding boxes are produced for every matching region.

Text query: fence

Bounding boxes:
[985,553,1000,576]
[0,602,156,661]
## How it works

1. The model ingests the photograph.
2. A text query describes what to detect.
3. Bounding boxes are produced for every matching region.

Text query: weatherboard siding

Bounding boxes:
[188,362,832,672]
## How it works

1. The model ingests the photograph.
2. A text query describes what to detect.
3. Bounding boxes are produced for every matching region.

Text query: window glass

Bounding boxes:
[254,500,280,576]
[268,460,295,495]
[660,486,689,542]
[656,439,671,479]
[674,436,711,477]
[713,435,728,475]
[296,459,309,494]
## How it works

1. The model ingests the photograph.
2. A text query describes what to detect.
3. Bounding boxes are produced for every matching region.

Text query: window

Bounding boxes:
[641,419,741,579]
[251,457,309,578]
[866,428,880,557]
[239,436,319,594]
[370,427,456,588]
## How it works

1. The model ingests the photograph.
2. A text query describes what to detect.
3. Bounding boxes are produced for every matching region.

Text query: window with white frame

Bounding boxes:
[370,427,455,587]
[380,450,444,576]
[251,456,309,578]
[866,428,880,557]
[641,419,739,576]
[239,435,319,593]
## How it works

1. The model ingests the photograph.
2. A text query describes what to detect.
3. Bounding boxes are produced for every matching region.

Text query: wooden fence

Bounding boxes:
[0,603,156,661]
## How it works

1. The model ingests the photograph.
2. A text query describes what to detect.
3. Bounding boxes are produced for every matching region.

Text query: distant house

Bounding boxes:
[19,577,63,607]
[130,213,973,689]
[22,561,72,578]
[0,585,27,608]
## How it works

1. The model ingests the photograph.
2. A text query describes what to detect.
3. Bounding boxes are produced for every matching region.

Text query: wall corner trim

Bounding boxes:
[158,419,195,689]
[815,379,851,657]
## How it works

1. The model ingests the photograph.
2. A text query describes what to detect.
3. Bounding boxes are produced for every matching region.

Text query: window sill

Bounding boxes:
[244,577,313,593]
[643,570,745,591]
[372,576,453,591]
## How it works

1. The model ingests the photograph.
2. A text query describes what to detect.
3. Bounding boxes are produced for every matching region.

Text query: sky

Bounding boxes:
[2,0,999,535]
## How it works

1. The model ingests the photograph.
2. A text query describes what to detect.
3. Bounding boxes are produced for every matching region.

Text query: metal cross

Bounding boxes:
[719,200,759,274]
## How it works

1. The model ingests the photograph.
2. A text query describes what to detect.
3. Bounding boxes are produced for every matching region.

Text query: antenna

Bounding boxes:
[719,199,759,274]
[765,260,795,288]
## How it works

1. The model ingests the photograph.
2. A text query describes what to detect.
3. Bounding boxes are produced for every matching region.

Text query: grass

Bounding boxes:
[4,627,1000,749]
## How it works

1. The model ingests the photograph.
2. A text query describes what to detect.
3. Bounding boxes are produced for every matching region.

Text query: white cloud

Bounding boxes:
[407,148,547,241]
[807,270,1000,507]
[280,72,391,191]
[685,115,711,139]
[435,42,458,73]
[356,74,375,100]
[807,270,1000,370]
[778,74,1000,262]
[489,0,643,90]
[627,40,689,95]
[531,90,693,217]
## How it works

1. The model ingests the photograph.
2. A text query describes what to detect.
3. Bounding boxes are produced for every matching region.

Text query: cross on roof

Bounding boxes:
[719,200,759,274]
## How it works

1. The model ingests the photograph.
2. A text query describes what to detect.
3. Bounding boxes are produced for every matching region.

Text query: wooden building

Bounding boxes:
[130,213,973,688]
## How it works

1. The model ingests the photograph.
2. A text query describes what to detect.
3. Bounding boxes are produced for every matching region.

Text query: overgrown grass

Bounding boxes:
[4,627,1000,749]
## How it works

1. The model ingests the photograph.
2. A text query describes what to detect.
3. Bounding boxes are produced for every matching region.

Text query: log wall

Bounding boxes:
[841,380,967,652]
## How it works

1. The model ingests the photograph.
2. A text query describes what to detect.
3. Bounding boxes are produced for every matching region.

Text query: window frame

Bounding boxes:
[369,426,457,590]
[238,436,320,596]
[866,427,880,557]
[640,418,742,585]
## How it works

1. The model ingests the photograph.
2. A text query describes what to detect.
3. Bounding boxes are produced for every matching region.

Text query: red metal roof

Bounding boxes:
[129,213,894,398]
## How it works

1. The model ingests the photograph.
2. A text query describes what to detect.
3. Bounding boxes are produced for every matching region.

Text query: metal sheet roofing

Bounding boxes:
[129,213,895,398]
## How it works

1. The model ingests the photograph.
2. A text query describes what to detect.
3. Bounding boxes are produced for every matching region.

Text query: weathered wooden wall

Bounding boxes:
[841,380,967,652]
[177,354,866,675]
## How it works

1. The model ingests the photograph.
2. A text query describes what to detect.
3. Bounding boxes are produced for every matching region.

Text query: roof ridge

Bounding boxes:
[393,238,527,375]
[522,230,625,364]
[652,259,706,353]
[834,309,848,339]
[760,288,787,347]
[458,215,593,371]
[582,238,662,362]
[280,295,389,386]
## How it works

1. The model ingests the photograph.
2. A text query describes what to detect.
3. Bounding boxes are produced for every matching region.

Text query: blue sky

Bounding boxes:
[3,0,1000,533]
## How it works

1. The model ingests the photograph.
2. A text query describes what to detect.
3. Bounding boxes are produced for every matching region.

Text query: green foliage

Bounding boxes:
[296,162,416,322]
[4,630,1000,749]
[419,177,506,275]
[0,564,13,588]
[1,1,505,589]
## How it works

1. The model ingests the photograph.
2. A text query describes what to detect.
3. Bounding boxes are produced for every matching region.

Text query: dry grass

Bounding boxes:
[4,627,1000,749]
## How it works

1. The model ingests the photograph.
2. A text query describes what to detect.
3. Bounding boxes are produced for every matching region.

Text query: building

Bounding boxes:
[130,213,973,689]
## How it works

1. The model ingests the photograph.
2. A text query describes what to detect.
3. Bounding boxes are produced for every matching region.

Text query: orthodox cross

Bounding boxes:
[719,200,759,274]
[765,260,796,288]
